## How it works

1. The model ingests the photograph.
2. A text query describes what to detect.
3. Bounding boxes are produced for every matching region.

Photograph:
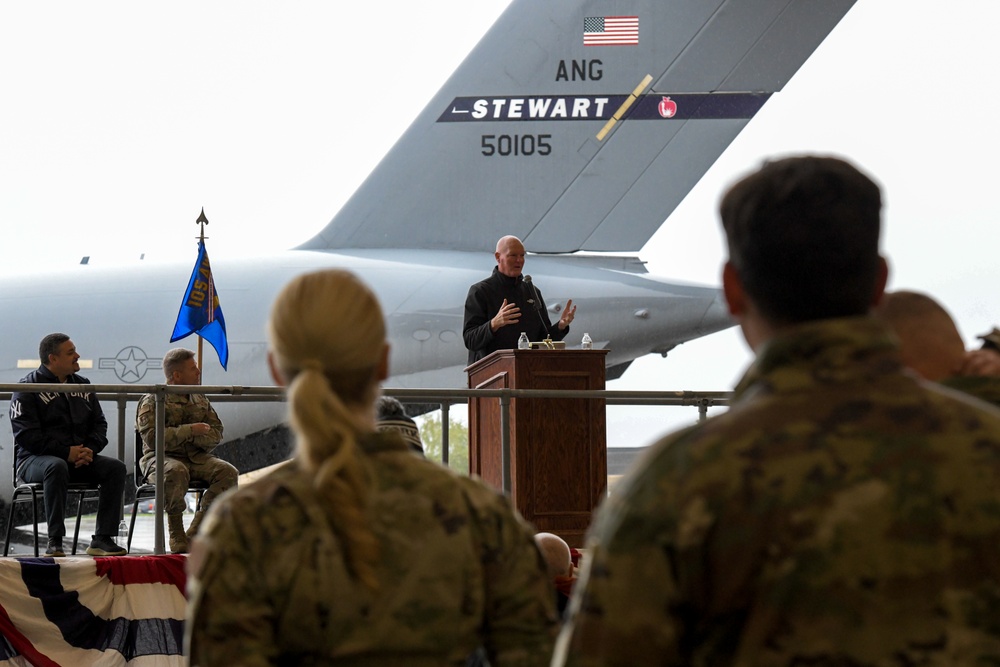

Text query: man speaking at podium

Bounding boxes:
[463,235,576,364]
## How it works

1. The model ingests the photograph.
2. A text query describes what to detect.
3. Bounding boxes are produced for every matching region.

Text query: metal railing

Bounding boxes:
[1,383,731,554]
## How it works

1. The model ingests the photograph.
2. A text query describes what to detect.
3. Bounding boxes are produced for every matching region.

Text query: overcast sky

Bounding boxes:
[3,1,998,446]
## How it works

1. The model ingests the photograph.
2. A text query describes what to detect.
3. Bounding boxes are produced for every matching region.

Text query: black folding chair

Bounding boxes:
[3,446,102,557]
[128,430,207,553]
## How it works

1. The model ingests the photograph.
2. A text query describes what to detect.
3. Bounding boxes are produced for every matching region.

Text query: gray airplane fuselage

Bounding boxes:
[0,247,731,443]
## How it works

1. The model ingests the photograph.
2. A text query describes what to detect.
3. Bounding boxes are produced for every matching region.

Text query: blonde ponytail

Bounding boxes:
[268,270,387,590]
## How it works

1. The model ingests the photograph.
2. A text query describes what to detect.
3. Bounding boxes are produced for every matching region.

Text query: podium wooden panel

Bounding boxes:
[466,349,607,547]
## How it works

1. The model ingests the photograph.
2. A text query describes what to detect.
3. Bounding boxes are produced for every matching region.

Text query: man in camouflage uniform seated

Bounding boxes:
[556,156,1000,665]
[136,348,237,553]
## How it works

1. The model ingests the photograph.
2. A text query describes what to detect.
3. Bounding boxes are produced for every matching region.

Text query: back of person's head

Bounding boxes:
[375,395,407,421]
[534,532,572,579]
[720,155,883,325]
[39,332,70,365]
[267,269,387,590]
[162,347,195,381]
[875,290,966,381]
[374,396,425,454]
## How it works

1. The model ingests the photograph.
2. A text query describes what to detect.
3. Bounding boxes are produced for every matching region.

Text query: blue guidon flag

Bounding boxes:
[0,555,188,666]
[170,239,229,370]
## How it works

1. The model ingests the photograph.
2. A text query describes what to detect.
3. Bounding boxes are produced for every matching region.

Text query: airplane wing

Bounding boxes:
[299,0,856,254]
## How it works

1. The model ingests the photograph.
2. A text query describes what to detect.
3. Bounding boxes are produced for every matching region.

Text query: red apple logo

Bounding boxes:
[658,96,677,118]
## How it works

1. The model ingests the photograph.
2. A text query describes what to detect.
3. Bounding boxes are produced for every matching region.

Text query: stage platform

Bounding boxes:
[0,552,186,666]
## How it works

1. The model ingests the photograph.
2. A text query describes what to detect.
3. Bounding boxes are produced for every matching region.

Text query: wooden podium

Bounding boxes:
[466,348,608,547]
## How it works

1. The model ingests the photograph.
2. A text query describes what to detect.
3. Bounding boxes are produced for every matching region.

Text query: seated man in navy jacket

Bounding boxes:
[9,333,127,557]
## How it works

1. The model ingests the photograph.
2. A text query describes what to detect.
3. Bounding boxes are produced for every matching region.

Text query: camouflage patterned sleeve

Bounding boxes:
[158,395,222,456]
[940,375,1000,409]
[137,394,196,457]
[134,394,159,456]
[470,486,559,666]
[554,440,691,667]
[185,495,278,667]
[190,398,224,452]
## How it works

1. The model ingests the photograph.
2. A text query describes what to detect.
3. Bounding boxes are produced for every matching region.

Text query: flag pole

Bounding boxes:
[171,207,229,372]
[195,208,209,384]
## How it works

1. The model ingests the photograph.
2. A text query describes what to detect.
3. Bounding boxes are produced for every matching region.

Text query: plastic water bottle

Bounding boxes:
[518,332,529,349]
[582,333,593,349]
[118,519,129,547]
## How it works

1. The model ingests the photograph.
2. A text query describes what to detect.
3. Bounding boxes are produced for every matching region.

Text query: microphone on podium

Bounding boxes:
[523,275,551,339]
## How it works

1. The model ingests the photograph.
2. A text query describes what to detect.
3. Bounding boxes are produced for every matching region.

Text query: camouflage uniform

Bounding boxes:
[135,392,236,515]
[186,430,557,666]
[941,374,1000,409]
[556,317,1000,666]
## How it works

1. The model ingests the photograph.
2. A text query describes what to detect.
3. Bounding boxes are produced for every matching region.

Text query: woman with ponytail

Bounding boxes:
[186,269,556,666]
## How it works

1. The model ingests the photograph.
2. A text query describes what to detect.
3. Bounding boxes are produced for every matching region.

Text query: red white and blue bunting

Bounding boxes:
[0,555,187,667]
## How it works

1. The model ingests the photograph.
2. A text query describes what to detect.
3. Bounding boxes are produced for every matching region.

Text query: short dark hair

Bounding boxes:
[39,333,70,365]
[720,155,883,324]
[162,348,196,380]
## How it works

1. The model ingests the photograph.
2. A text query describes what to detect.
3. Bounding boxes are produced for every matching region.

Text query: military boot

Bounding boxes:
[168,513,189,554]
[186,510,206,540]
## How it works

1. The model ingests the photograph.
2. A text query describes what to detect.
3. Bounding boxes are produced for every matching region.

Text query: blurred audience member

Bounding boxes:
[978,327,1000,353]
[874,290,966,381]
[961,327,1000,378]
[876,291,1000,407]
[556,156,1000,666]
[535,532,577,615]
[375,395,425,455]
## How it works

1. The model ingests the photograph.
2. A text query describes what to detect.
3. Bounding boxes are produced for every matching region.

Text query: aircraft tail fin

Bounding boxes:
[299,0,856,254]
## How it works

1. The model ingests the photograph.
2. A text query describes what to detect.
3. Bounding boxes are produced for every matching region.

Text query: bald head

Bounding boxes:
[534,532,571,578]
[875,290,966,381]
[495,235,526,278]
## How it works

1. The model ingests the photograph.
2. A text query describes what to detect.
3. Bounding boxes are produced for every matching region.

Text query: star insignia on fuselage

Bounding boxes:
[97,347,162,383]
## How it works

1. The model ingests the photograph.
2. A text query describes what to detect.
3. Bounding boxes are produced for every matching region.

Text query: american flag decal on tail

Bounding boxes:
[584,16,639,46]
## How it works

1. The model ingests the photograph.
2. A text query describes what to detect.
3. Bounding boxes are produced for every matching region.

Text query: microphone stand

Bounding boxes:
[523,275,553,346]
